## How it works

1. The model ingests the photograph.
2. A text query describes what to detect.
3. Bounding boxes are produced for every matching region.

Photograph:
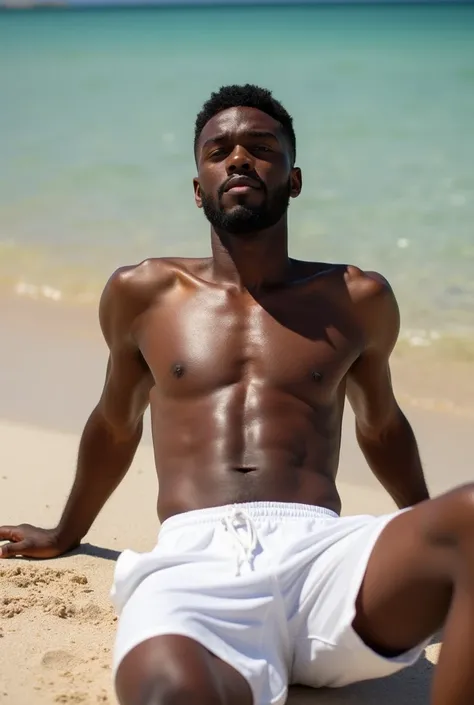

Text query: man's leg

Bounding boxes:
[115,634,254,705]
[353,483,474,705]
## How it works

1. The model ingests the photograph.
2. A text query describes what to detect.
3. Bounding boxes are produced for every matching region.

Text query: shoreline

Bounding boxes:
[2,292,474,431]
[2,276,474,360]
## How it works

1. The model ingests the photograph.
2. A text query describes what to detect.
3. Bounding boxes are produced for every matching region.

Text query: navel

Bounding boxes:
[311,370,322,382]
[171,363,185,379]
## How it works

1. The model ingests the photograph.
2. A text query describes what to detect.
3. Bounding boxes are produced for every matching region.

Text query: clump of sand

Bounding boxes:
[1,565,115,624]
[0,560,116,705]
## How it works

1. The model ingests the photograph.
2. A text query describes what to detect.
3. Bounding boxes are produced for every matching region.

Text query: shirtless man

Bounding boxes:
[1,84,473,705]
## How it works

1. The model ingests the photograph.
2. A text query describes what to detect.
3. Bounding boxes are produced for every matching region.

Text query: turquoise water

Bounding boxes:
[1,5,474,349]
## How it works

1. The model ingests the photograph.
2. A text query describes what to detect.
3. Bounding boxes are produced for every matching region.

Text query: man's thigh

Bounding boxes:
[290,489,473,689]
[352,486,474,655]
[291,509,430,688]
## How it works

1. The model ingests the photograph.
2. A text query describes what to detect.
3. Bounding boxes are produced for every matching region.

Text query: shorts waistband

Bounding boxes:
[159,502,339,535]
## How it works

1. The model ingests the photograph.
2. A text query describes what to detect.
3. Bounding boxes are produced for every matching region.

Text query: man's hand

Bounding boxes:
[0,524,76,559]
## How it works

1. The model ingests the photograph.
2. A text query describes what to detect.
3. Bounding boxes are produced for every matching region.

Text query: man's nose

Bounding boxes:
[226,146,253,173]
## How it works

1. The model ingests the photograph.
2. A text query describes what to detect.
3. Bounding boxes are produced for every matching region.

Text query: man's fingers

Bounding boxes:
[0,540,30,558]
[0,526,18,540]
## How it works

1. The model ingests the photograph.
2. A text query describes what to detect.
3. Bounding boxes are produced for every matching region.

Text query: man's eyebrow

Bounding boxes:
[201,130,280,149]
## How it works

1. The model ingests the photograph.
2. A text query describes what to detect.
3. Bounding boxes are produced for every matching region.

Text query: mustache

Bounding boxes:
[218,174,266,199]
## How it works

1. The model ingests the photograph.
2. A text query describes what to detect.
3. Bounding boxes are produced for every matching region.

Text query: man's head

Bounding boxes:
[193,85,302,237]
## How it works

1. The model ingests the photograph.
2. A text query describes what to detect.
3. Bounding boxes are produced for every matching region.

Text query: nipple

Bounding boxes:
[172,363,185,378]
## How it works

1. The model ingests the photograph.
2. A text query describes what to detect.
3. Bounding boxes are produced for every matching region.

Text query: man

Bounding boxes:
[1,85,473,705]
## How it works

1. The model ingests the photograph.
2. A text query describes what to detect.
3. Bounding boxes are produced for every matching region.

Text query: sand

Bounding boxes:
[1,297,473,705]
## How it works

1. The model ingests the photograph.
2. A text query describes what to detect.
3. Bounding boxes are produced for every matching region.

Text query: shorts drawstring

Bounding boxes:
[222,506,259,576]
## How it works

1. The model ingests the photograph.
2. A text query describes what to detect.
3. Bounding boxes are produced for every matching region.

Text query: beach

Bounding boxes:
[1,3,474,701]
[1,295,473,705]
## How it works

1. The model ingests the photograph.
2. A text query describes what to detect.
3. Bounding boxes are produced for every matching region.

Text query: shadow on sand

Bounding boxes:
[288,645,437,705]
[69,542,122,562]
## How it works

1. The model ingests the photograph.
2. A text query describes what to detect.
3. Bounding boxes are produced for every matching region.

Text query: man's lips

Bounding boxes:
[224,176,261,192]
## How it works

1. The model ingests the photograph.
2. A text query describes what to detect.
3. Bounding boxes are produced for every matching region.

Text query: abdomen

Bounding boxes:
[150,384,343,520]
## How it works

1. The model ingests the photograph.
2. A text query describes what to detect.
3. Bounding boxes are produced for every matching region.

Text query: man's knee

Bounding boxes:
[136,678,223,705]
[117,665,224,705]
[115,636,226,705]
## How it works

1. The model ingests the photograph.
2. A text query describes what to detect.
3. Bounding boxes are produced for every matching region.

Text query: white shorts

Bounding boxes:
[111,502,429,705]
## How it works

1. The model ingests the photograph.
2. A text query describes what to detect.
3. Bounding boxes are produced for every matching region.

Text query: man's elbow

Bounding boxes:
[93,404,144,445]
[355,403,406,445]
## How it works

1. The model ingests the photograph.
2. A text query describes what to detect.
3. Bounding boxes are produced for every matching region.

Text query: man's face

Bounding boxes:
[194,107,302,236]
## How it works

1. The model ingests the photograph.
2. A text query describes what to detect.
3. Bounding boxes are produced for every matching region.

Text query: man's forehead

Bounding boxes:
[199,106,282,145]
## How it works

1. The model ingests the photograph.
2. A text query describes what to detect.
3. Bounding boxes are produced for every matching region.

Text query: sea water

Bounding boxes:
[1,4,473,352]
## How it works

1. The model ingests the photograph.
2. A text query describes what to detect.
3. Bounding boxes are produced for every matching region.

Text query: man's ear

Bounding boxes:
[193,178,203,209]
[290,167,302,199]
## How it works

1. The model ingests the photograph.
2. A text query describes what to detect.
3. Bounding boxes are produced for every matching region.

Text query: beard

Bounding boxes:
[200,179,291,236]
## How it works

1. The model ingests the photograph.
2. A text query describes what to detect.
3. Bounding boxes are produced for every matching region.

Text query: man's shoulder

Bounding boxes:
[341,266,400,348]
[299,260,394,305]
[105,257,177,294]
[342,265,394,306]
[99,257,198,337]
[103,256,210,299]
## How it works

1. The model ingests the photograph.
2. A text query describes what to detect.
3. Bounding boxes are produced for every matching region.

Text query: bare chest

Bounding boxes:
[137,288,362,401]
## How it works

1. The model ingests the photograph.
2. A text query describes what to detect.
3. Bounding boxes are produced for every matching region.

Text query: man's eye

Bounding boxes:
[209,148,226,158]
[255,145,271,152]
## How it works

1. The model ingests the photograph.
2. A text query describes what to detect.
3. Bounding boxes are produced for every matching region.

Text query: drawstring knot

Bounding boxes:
[221,507,258,576]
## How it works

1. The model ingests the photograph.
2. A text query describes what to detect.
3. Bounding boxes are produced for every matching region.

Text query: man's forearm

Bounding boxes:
[55,408,142,549]
[356,409,430,509]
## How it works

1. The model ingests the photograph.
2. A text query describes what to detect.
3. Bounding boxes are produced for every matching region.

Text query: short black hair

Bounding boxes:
[194,84,296,163]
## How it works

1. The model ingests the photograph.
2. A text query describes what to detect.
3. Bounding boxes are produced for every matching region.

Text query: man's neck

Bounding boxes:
[210,225,291,292]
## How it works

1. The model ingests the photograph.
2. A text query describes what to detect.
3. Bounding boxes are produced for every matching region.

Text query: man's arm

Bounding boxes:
[0,266,154,558]
[346,271,430,509]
